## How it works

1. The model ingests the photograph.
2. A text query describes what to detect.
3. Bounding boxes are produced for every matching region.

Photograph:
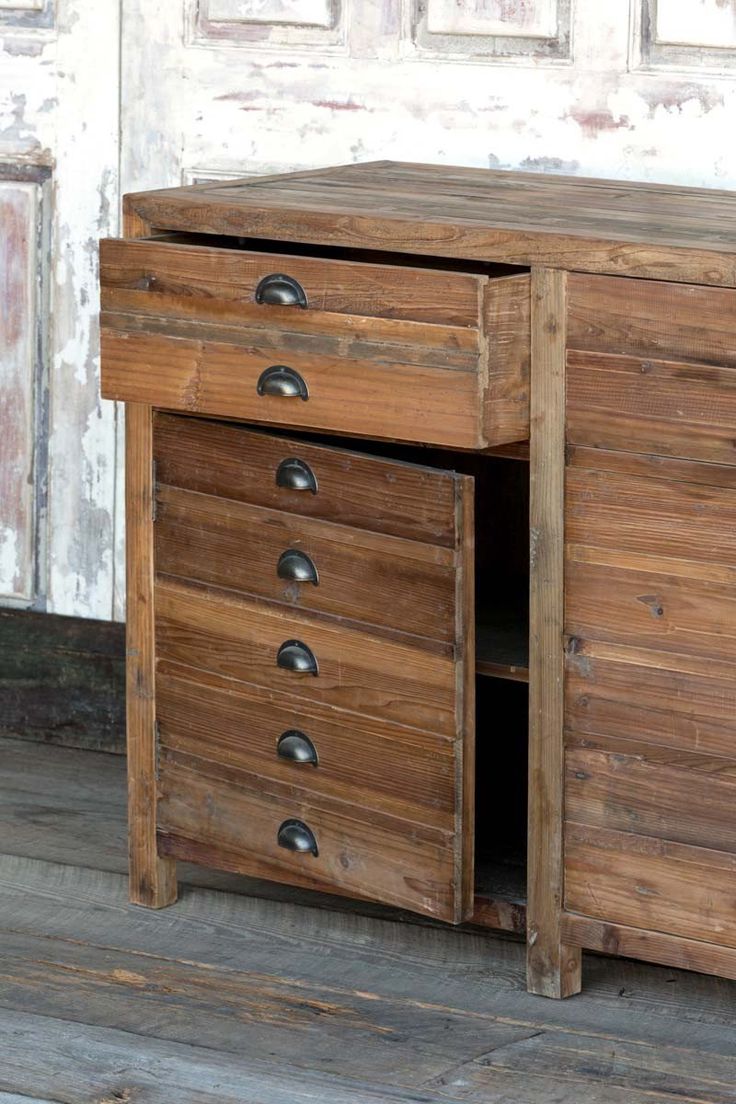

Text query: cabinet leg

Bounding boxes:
[126,401,177,910]
[128,773,177,909]
[527,937,581,999]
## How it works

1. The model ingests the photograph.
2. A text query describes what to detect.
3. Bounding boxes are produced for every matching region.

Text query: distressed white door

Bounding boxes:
[0,0,120,617]
[5,0,736,622]
[121,0,736,199]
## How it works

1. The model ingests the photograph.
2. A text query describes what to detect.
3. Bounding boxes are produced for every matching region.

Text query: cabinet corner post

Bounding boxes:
[527,267,581,998]
[125,401,177,909]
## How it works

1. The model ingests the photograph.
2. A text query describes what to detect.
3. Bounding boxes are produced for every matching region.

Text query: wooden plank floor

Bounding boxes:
[0,736,735,1103]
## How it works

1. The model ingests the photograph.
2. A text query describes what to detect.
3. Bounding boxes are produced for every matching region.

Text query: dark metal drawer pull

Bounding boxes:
[255,273,308,308]
[276,639,319,676]
[277,819,318,856]
[277,730,319,766]
[257,365,309,400]
[277,549,319,586]
[275,457,318,494]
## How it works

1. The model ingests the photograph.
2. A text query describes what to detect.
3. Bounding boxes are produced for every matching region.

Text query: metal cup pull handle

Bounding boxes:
[277,819,319,856]
[277,549,319,586]
[277,730,319,766]
[256,365,309,400]
[276,639,319,676]
[275,457,318,494]
[255,273,308,308]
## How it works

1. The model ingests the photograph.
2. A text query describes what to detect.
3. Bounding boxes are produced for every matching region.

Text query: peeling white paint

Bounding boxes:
[5,0,736,623]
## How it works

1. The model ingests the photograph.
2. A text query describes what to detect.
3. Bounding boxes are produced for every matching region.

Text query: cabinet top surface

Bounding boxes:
[127,160,736,287]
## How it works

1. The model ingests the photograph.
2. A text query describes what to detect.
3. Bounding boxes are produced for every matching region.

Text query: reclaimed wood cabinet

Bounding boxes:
[100,162,736,998]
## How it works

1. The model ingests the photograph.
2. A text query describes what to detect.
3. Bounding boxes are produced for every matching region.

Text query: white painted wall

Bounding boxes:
[3,0,736,621]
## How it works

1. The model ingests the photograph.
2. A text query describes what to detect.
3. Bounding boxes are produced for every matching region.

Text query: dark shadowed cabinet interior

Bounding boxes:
[100,162,736,998]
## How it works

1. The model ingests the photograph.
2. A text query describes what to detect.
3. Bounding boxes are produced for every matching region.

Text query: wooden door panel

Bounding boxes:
[153,421,475,922]
[564,273,736,961]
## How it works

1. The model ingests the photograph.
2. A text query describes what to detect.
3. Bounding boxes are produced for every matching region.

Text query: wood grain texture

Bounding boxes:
[154,484,457,642]
[153,412,460,547]
[563,913,736,985]
[123,163,736,288]
[125,403,176,908]
[565,736,736,855]
[100,235,486,327]
[0,608,125,753]
[527,267,581,999]
[568,273,736,368]
[566,639,736,760]
[101,325,484,449]
[155,577,456,732]
[156,664,457,828]
[482,273,531,445]
[565,823,736,949]
[567,351,736,464]
[157,749,462,921]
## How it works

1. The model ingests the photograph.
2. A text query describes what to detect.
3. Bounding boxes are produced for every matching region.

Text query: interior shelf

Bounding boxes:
[472,853,527,934]
[475,606,529,682]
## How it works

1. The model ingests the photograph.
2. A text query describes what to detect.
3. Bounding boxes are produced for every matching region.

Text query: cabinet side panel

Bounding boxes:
[564,274,736,971]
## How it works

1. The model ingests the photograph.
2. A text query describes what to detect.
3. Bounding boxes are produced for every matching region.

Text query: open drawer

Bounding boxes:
[100,236,530,448]
[152,415,476,923]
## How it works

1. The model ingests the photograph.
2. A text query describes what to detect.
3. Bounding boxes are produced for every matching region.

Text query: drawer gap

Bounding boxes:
[143,230,528,279]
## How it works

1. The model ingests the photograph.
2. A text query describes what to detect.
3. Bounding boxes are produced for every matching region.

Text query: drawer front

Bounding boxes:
[156,577,458,736]
[100,237,530,446]
[155,484,457,642]
[152,425,475,921]
[157,748,460,921]
[156,665,457,832]
[101,327,482,448]
[100,237,484,327]
[153,413,460,546]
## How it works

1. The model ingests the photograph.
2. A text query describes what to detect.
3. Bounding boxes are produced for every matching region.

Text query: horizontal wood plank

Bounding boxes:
[156,665,456,829]
[153,413,460,547]
[565,640,736,759]
[102,327,483,448]
[566,467,736,570]
[565,559,736,662]
[565,823,736,949]
[155,578,457,736]
[100,236,485,327]
[568,273,736,366]
[563,913,736,985]
[155,484,457,642]
[567,351,736,463]
[566,737,736,854]
[158,750,462,921]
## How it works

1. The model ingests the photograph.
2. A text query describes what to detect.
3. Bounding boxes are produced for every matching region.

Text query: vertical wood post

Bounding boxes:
[122,201,177,908]
[527,267,581,998]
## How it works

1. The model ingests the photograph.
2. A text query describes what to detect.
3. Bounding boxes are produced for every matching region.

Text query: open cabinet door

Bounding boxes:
[150,415,475,923]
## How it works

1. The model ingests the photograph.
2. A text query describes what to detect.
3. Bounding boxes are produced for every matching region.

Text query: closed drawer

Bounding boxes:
[157,746,463,921]
[100,236,530,447]
[156,664,457,834]
[153,413,460,546]
[154,486,457,641]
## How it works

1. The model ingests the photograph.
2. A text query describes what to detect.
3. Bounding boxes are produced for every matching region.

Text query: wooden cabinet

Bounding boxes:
[101,162,736,999]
